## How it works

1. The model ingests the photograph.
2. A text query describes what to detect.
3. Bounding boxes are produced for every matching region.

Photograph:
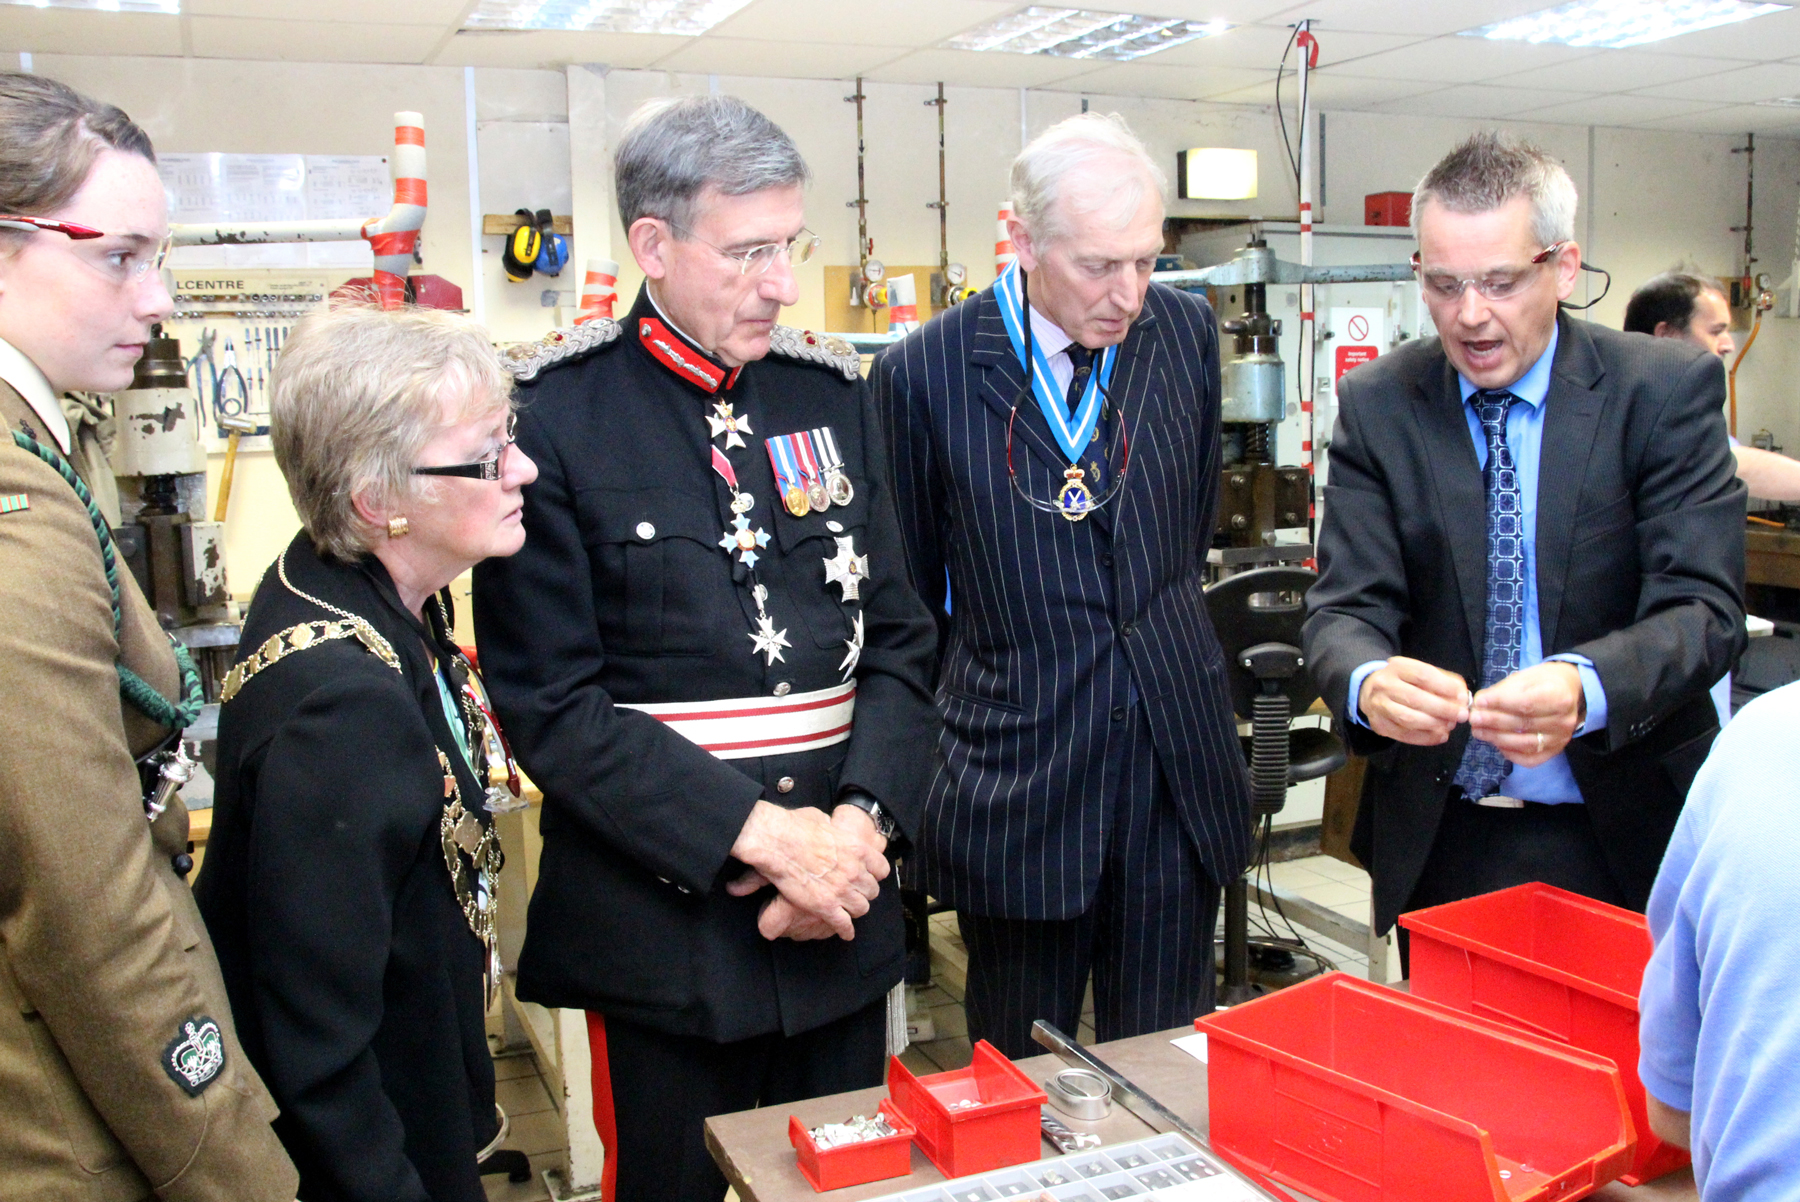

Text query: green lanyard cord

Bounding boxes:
[10,429,204,730]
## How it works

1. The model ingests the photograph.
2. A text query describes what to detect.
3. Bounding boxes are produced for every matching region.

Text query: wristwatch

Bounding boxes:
[840,790,898,842]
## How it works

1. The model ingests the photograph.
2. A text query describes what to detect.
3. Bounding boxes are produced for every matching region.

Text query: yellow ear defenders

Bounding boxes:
[503,208,543,282]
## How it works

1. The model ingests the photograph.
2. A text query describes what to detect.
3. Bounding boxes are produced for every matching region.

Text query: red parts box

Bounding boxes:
[1365,191,1412,226]
[788,1099,915,1193]
[885,1040,1048,1178]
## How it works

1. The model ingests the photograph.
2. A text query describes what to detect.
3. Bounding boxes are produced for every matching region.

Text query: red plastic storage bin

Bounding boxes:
[885,1039,1048,1178]
[1365,191,1412,226]
[787,1099,915,1192]
[1197,973,1635,1202]
[1401,882,1686,1185]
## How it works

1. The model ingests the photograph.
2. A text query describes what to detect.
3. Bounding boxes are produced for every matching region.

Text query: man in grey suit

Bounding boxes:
[1305,132,1745,947]
[872,113,1251,1059]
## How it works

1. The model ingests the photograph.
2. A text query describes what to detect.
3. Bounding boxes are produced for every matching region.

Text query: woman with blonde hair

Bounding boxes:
[195,302,537,1201]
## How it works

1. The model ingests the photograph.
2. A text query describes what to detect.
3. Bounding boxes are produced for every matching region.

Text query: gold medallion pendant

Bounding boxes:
[1056,466,1092,522]
[784,484,811,518]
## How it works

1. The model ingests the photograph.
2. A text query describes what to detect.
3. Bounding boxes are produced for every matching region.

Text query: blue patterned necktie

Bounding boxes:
[1453,389,1524,798]
[1065,344,1109,491]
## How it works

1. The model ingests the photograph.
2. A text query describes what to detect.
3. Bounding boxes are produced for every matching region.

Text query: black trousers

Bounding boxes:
[1399,792,1627,973]
[587,999,887,1202]
[957,729,1220,1061]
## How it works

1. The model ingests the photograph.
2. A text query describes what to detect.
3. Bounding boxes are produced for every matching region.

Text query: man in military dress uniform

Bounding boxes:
[472,95,938,1202]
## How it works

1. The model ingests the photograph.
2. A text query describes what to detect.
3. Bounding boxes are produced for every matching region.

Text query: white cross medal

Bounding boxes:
[823,535,869,601]
[708,401,752,449]
[747,583,791,665]
[839,611,865,680]
[719,513,771,570]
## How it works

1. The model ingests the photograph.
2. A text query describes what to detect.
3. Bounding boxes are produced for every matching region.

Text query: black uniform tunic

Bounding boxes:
[196,534,499,1202]
[472,289,940,1043]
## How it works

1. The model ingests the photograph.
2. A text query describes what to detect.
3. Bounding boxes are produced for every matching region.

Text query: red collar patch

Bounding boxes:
[638,316,738,393]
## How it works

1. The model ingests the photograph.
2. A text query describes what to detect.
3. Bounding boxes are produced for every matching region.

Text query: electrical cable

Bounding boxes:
[1274,24,1301,186]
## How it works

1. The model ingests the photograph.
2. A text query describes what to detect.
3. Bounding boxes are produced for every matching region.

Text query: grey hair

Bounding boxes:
[614,95,810,233]
[1411,130,1577,248]
[1010,112,1167,247]
[271,303,514,563]
[0,71,155,246]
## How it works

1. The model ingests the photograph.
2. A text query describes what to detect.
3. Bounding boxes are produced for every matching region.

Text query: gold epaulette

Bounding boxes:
[500,318,623,382]
[220,617,402,704]
[768,325,861,381]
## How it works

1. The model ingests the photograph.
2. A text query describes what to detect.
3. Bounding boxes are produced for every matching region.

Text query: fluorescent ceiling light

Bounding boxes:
[1179,148,1257,200]
[1756,95,1800,106]
[1462,0,1788,49]
[0,0,177,11]
[463,0,755,36]
[945,7,1230,61]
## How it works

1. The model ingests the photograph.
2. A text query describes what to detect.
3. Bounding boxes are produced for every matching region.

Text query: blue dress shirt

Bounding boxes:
[1347,325,1609,804]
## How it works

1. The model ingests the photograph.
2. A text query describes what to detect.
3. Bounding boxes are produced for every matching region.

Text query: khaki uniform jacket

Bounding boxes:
[0,381,298,1202]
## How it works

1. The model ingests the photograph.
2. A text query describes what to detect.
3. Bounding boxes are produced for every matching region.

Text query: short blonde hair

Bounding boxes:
[1010,112,1167,247]
[271,303,513,562]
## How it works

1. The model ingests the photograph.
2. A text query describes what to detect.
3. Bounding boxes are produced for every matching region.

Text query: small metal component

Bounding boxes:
[1040,1110,1102,1153]
[776,776,795,794]
[773,681,791,697]
[1044,1068,1112,1120]
[145,739,198,822]
[635,522,656,540]
[807,1113,896,1149]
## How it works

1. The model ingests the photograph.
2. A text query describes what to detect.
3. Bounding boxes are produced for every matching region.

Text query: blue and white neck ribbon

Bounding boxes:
[993,262,1118,465]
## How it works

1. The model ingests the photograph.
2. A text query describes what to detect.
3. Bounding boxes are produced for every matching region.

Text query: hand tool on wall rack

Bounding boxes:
[215,339,250,419]
[186,328,219,426]
[213,412,256,523]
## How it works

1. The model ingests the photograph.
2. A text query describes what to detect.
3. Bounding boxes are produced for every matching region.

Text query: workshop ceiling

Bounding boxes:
[5,0,1800,134]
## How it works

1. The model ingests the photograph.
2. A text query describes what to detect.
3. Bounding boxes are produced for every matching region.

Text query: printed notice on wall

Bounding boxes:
[160,153,390,270]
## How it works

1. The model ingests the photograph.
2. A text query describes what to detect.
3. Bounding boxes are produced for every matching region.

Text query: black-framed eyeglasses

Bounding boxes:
[671,223,821,276]
[413,413,517,482]
[1411,241,1566,302]
[0,213,174,284]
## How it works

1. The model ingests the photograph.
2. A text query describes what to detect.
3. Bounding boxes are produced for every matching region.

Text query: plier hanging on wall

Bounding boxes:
[215,338,250,419]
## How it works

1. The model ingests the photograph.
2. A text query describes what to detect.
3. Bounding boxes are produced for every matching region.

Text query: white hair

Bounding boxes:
[1010,112,1167,246]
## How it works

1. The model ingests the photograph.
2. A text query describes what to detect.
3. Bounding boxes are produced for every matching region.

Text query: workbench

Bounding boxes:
[705,1026,1697,1202]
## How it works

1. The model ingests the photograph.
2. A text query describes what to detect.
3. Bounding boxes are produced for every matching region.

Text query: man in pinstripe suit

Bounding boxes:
[872,113,1253,1058]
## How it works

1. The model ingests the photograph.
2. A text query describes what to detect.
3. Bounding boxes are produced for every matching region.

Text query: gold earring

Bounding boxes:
[387,516,410,538]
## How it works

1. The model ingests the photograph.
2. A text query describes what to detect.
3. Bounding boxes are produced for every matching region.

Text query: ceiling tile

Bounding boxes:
[1207,70,1443,107]
[1256,0,1552,37]
[1636,103,1800,133]
[1622,6,1800,61]
[859,48,1100,87]
[1368,83,1598,119]
[0,10,181,57]
[649,37,908,78]
[1143,21,1420,68]
[1042,62,1272,99]
[1633,62,1800,104]
[1510,93,1743,128]
[187,16,446,62]
[183,0,469,23]
[1489,50,1752,93]
[432,29,691,69]
[1326,35,1601,84]
[708,0,1014,48]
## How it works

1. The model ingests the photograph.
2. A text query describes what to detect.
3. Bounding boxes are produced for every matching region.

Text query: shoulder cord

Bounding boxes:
[10,429,203,729]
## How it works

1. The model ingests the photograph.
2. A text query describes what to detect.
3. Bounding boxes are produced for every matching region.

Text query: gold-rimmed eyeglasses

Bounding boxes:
[672,223,821,276]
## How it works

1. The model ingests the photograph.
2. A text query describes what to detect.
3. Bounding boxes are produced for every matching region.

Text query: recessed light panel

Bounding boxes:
[945,7,1230,61]
[1462,0,1789,49]
[0,0,177,12]
[1756,95,1800,106]
[463,0,756,36]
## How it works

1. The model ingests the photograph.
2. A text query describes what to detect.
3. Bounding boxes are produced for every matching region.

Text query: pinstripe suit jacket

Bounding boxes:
[871,282,1253,920]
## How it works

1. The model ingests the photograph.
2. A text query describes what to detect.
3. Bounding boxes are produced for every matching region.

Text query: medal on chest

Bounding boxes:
[708,400,752,449]
[437,749,504,1010]
[810,426,856,506]
[823,534,870,602]
[767,430,834,516]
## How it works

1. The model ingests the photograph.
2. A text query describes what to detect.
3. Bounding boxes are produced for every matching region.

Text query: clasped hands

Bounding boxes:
[1358,656,1585,768]
[726,799,889,942]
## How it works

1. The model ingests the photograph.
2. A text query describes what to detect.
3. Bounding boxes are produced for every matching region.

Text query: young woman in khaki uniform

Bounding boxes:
[0,72,299,1202]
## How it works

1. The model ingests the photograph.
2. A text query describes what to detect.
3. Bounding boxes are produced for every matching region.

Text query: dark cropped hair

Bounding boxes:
[1623,271,1723,336]
[0,72,154,237]
[613,95,809,234]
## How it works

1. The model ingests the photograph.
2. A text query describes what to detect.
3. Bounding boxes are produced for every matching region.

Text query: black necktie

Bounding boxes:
[1064,345,1093,419]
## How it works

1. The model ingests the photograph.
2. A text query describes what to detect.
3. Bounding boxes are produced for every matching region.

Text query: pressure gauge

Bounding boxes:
[862,259,886,284]
[866,282,890,309]
[945,262,967,286]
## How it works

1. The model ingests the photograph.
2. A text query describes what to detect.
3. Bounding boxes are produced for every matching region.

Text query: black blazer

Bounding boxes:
[472,295,940,1043]
[1304,314,1747,930]
[871,282,1253,920]
[197,535,498,1202]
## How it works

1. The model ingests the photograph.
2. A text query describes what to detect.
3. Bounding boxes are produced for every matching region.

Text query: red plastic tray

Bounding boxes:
[1197,973,1635,1202]
[885,1040,1048,1178]
[1401,882,1687,1185]
[788,1099,915,1193]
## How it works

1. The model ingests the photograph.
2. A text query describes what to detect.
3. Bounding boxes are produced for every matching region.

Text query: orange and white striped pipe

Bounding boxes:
[995,202,1017,275]
[887,274,920,333]
[363,112,427,310]
[576,258,620,324]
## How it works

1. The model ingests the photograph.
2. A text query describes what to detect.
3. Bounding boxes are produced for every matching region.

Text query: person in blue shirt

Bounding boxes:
[1639,681,1800,1200]
[1304,132,1745,951]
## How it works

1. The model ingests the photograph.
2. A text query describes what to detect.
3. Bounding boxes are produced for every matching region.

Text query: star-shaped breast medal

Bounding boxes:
[708,402,751,450]
[839,611,865,680]
[748,613,792,664]
[823,535,869,602]
[718,513,771,569]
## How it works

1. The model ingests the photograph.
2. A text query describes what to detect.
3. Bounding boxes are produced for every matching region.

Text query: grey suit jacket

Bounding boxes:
[1304,314,1746,930]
